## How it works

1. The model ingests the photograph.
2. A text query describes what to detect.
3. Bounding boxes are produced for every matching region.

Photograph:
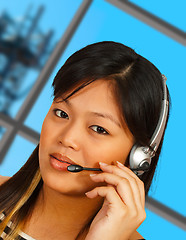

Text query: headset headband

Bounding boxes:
[150,75,169,152]
[129,74,169,175]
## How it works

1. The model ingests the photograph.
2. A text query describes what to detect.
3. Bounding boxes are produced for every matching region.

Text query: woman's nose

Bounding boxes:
[57,122,82,151]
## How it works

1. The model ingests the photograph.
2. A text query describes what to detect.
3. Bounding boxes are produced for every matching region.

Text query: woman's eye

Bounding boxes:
[90,125,109,135]
[54,109,69,119]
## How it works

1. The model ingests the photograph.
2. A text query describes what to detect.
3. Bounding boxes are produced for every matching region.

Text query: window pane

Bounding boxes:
[128,0,186,31]
[24,75,53,133]
[0,134,36,176]
[0,0,83,118]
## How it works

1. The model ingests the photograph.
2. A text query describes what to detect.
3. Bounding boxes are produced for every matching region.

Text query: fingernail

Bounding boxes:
[116,161,125,168]
[99,162,108,166]
[85,191,93,197]
[90,174,97,177]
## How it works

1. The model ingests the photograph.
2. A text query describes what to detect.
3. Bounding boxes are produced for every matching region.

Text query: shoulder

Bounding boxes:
[0,175,10,186]
[128,230,144,240]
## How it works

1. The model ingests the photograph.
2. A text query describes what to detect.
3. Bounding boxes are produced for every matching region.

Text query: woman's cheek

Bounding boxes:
[41,118,55,138]
[85,142,115,166]
[89,139,132,165]
[40,120,54,156]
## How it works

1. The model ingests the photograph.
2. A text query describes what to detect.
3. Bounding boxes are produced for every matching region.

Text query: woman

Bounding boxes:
[0,41,170,240]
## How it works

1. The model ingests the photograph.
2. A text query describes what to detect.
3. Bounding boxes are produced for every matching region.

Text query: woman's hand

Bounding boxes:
[85,161,146,240]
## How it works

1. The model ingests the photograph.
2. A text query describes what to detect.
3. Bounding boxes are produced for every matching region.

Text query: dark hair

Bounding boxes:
[0,41,170,239]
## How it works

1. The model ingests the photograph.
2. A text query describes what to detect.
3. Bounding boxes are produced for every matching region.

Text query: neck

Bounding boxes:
[41,184,102,226]
[25,183,103,239]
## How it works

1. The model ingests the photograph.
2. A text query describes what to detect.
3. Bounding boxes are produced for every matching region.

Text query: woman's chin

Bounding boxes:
[41,174,97,197]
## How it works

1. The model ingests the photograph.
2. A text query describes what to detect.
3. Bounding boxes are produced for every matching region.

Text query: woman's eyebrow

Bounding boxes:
[90,112,121,128]
[55,98,72,106]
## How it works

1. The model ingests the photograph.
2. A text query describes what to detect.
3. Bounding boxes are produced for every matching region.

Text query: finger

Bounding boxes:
[100,162,145,208]
[116,161,146,209]
[85,185,126,210]
[101,162,145,209]
[99,162,145,209]
[89,173,137,210]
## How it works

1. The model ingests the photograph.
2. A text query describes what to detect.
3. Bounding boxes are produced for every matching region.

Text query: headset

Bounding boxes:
[129,75,169,176]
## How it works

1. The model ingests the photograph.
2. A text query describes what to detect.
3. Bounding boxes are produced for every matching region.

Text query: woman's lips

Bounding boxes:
[49,153,77,171]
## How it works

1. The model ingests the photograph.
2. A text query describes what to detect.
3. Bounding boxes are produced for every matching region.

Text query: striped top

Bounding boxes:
[0,213,35,240]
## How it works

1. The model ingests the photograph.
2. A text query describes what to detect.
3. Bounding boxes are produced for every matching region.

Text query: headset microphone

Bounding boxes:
[67,164,102,172]
[129,75,169,176]
[67,163,150,174]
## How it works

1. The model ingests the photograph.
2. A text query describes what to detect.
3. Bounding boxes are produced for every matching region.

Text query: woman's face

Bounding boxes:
[39,80,134,196]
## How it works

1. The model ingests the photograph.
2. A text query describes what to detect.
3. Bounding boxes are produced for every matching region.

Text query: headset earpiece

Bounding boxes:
[129,75,169,176]
[129,144,154,175]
